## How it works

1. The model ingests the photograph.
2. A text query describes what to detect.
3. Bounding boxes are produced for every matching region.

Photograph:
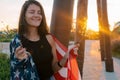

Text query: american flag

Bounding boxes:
[52,36,81,80]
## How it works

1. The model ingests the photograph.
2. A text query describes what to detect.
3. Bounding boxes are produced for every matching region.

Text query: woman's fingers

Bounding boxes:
[65,51,69,59]
[73,47,78,55]
[17,48,25,55]
[15,46,28,60]
[20,52,28,59]
[65,43,80,59]
[15,46,22,53]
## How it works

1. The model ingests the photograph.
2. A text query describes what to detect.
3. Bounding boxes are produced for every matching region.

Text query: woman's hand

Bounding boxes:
[15,46,28,60]
[72,43,80,55]
[58,43,80,68]
[68,43,80,56]
[63,43,79,60]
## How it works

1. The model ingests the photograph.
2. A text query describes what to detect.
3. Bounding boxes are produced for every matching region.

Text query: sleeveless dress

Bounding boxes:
[21,35,54,80]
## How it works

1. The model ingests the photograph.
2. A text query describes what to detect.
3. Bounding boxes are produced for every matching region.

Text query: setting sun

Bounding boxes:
[87,17,99,32]
[87,0,99,32]
[73,0,99,32]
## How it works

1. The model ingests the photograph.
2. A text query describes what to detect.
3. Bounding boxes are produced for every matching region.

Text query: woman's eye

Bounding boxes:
[29,11,34,14]
[38,11,42,15]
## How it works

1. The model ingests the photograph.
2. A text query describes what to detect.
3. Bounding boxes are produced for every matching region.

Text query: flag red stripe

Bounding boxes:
[52,35,81,80]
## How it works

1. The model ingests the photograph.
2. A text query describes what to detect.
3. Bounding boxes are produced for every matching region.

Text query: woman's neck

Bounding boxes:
[24,28,40,41]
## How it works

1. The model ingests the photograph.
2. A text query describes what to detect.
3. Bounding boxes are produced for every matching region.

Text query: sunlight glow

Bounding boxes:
[72,0,99,32]
[73,0,77,20]
[0,0,120,31]
[87,0,99,32]
[0,21,16,31]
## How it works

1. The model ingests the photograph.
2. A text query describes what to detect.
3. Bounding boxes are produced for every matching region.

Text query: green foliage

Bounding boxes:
[111,40,120,59]
[0,27,17,42]
[0,53,10,79]
[0,38,12,42]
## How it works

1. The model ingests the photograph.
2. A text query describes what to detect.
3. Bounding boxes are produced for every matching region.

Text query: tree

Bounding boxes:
[75,0,88,77]
[97,0,114,72]
[97,0,106,61]
[50,0,74,47]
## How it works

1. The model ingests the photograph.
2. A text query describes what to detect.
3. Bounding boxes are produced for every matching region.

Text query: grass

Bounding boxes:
[112,52,120,59]
[111,39,120,59]
[0,53,10,80]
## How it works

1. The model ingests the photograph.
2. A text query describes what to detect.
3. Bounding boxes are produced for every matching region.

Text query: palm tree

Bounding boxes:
[75,0,88,77]
[112,21,120,34]
[97,0,114,72]
[97,0,106,61]
[50,0,74,47]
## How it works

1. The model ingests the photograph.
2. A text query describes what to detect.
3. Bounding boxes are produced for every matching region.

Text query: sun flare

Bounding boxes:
[73,0,99,32]
[87,19,99,32]
[87,0,99,32]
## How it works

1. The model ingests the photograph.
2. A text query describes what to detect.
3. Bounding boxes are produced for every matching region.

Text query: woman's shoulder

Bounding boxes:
[46,34,54,41]
[10,34,20,42]
[10,34,21,47]
[46,34,55,46]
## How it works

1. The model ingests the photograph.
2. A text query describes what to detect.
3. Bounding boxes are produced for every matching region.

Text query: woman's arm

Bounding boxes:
[46,35,68,72]
[10,37,39,79]
[10,38,28,79]
[10,36,28,65]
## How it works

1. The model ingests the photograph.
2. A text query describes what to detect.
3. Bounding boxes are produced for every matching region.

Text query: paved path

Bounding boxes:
[83,40,120,80]
[0,42,10,55]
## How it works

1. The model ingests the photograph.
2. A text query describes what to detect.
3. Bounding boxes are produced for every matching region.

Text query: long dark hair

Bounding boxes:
[18,0,49,37]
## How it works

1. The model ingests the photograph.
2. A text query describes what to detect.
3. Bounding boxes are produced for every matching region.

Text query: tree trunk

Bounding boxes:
[100,0,114,72]
[97,0,106,61]
[75,0,88,77]
[50,0,74,47]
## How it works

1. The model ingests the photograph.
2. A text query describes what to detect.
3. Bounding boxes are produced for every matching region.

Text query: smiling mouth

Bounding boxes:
[32,19,41,22]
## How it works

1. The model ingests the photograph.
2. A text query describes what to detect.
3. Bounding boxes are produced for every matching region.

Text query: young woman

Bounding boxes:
[10,0,71,80]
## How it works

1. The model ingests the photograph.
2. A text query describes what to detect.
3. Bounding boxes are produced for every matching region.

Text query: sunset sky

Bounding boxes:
[0,0,53,30]
[0,0,120,31]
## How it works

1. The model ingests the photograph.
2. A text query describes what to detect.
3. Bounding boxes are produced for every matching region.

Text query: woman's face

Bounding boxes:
[25,4,42,28]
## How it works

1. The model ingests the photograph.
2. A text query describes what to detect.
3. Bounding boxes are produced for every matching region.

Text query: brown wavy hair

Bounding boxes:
[18,0,49,37]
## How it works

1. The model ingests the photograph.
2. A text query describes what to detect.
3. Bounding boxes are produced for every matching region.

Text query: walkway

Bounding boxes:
[0,42,10,55]
[83,40,120,80]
